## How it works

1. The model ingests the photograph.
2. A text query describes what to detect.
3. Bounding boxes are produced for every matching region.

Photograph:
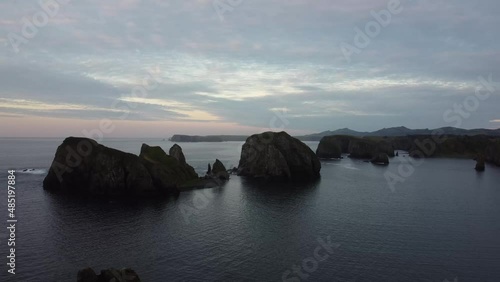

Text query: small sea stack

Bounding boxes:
[475,154,486,172]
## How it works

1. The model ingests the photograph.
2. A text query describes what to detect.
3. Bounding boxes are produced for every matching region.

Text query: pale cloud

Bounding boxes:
[119,97,220,121]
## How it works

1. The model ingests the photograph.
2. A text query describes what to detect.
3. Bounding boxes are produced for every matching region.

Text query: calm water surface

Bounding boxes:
[0,138,499,281]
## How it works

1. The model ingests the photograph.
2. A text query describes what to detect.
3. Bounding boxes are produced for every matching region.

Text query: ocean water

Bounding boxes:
[0,138,499,282]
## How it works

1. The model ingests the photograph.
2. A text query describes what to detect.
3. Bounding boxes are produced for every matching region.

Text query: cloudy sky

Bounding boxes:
[1,0,500,137]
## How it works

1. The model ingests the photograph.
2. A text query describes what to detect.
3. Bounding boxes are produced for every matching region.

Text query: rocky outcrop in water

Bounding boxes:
[475,154,486,171]
[371,153,390,165]
[316,135,393,161]
[238,132,321,180]
[211,159,229,180]
[77,267,140,282]
[169,144,186,164]
[139,144,199,191]
[43,137,198,197]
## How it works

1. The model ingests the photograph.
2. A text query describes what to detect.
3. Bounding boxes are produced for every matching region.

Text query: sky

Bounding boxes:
[1,0,500,137]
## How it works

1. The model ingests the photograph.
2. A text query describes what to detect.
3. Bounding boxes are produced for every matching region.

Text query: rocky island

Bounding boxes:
[43,137,199,197]
[238,131,321,180]
[43,131,500,199]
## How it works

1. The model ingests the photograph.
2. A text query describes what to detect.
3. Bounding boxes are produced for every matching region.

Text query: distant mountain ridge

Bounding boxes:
[298,126,500,141]
[169,127,500,142]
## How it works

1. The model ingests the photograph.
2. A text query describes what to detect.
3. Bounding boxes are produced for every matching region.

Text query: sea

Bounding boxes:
[0,138,499,282]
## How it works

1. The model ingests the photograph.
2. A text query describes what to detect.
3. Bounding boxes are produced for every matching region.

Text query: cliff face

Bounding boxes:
[238,132,321,180]
[139,144,199,190]
[317,134,500,162]
[485,141,500,166]
[401,135,497,159]
[348,139,377,159]
[316,135,394,160]
[43,137,198,197]
[211,159,229,180]
[316,136,342,159]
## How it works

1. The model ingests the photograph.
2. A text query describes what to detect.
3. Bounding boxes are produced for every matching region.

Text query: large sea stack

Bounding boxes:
[43,137,198,197]
[238,131,321,180]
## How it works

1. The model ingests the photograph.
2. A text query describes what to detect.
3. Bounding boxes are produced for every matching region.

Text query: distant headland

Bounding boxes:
[169,134,248,142]
[170,126,500,142]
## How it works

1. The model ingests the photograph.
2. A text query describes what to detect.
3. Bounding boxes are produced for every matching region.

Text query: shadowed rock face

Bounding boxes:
[211,159,229,180]
[475,154,486,171]
[238,131,321,180]
[348,139,377,159]
[139,144,198,189]
[316,135,394,160]
[169,144,186,164]
[43,137,198,197]
[485,141,500,166]
[316,136,342,159]
[43,137,159,197]
[376,140,396,157]
[371,153,390,165]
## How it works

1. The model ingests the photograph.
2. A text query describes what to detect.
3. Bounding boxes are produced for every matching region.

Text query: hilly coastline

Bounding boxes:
[170,126,500,142]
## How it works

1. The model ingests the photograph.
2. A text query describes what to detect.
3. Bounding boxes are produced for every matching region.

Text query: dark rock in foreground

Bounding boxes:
[43,137,198,197]
[77,267,140,282]
[238,131,321,180]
